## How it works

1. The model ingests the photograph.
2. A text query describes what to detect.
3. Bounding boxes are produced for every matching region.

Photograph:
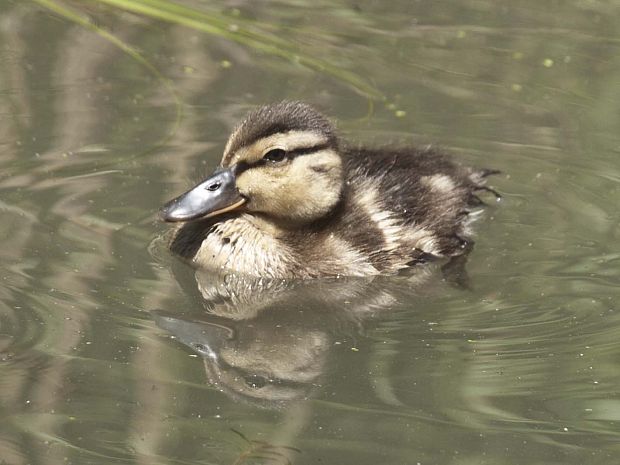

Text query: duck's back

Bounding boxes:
[331,145,494,272]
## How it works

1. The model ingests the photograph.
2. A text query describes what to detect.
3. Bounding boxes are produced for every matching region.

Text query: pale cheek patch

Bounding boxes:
[236,149,342,222]
[236,169,287,208]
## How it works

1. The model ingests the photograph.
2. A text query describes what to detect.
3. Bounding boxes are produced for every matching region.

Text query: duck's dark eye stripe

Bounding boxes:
[288,142,331,158]
[233,142,332,175]
[234,161,252,175]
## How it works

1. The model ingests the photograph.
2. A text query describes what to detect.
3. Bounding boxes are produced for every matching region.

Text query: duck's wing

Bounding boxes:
[342,146,499,260]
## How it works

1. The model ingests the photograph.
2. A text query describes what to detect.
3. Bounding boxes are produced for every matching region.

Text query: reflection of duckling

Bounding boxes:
[153,246,474,408]
[153,311,328,406]
[161,101,498,278]
[152,268,414,408]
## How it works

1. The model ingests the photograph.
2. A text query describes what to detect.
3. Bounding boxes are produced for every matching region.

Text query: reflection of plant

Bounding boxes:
[34,0,381,102]
[32,0,184,161]
[231,429,300,465]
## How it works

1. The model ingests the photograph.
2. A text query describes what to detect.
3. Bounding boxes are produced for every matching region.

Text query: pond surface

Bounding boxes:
[1,1,620,464]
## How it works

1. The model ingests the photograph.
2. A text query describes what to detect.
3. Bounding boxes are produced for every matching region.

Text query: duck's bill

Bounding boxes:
[159,168,246,223]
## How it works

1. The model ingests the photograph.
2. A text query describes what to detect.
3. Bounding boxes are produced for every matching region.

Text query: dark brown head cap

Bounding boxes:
[223,101,337,163]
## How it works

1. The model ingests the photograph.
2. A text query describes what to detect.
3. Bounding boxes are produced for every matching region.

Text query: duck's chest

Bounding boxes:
[188,215,382,279]
[190,216,300,279]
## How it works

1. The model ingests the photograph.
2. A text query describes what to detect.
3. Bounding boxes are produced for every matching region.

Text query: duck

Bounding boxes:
[160,101,499,279]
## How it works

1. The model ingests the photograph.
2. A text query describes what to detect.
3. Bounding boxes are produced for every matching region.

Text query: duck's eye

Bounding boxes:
[263,148,287,163]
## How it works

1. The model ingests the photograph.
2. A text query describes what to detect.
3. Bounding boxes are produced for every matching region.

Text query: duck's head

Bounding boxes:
[160,101,343,226]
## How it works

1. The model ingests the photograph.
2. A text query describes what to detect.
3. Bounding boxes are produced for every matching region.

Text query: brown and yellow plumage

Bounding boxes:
[161,101,498,279]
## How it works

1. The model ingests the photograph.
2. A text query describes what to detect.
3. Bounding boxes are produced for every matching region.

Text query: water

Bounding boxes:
[1,1,620,464]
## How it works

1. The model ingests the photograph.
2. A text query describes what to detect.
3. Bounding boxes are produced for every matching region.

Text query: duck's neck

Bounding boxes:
[249,191,347,233]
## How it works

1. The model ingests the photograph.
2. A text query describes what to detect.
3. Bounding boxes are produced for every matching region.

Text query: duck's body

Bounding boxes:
[162,102,497,279]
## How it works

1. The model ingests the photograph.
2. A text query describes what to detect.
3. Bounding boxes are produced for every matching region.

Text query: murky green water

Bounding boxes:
[1,1,620,464]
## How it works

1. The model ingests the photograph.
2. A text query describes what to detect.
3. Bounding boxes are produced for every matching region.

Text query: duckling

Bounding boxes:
[160,101,498,279]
